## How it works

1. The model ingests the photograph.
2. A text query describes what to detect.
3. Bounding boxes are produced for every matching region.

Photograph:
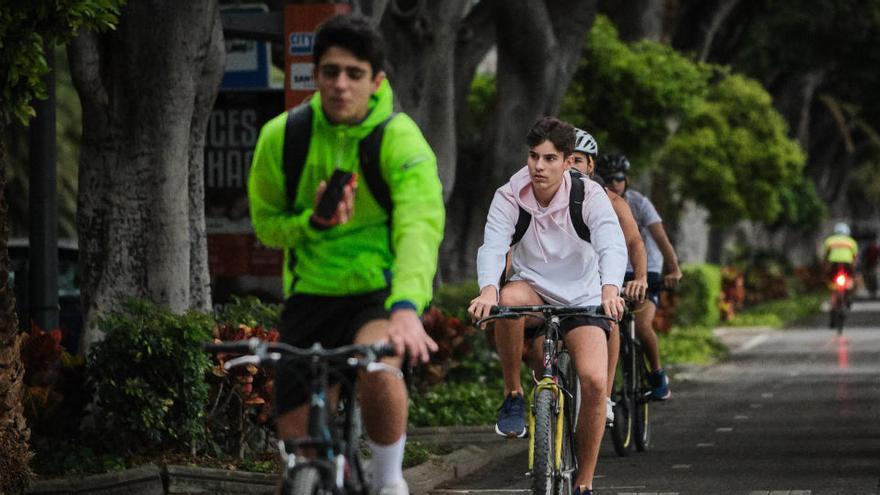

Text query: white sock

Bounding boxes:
[367,434,406,490]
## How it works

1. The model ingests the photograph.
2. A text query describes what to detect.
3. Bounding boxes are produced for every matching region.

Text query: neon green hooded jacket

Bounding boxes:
[247,80,445,313]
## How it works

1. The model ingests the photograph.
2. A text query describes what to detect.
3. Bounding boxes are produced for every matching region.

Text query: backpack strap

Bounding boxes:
[510,206,532,247]
[283,103,313,207]
[568,169,591,243]
[358,113,396,215]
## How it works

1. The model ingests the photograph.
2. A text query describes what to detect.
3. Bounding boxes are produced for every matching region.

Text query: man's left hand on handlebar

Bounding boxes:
[468,285,499,328]
[601,284,625,321]
[387,308,438,366]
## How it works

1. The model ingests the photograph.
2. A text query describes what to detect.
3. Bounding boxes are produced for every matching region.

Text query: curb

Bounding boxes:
[403,441,526,495]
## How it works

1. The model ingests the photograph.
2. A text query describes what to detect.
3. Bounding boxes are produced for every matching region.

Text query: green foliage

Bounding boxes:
[726,292,824,328]
[561,15,712,165]
[87,300,214,452]
[409,380,501,427]
[659,326,726,365]
[0,0,124,126]
[5,45,82,237]
[214,295,281,330]
[660,74,817,227]
[673,263,721,328]
[31,441,128,477]
[432,281,479,320]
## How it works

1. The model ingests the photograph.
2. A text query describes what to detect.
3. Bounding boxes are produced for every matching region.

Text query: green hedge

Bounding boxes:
[674,263,721,328]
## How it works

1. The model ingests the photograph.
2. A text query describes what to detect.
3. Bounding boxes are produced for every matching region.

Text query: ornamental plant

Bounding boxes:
[86,299,214,452]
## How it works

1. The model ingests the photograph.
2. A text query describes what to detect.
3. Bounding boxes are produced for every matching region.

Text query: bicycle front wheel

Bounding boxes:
[633,343,652,452]
[610,334,634,457]
[557,351,578,495]
[532,387,556,495]
[284,466,331,495]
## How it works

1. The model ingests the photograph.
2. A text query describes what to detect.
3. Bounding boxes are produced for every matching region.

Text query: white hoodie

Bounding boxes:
[476,166,627,306]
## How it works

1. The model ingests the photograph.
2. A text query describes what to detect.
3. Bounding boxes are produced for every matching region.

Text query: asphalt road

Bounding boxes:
[431,299,880,495]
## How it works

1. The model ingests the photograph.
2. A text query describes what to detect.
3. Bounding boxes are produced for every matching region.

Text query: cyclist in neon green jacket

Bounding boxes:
[248,14,444,495]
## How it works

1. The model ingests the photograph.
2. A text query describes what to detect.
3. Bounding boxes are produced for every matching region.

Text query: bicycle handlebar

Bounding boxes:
[204,338,397,371]
[476,304,612,327]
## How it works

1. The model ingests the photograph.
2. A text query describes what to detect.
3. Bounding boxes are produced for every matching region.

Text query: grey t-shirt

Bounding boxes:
[623,189,663,273]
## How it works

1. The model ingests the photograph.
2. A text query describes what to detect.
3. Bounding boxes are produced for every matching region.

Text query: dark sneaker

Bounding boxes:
[648,369,671,401]
[495,393,527,438]
[574,486,593,495]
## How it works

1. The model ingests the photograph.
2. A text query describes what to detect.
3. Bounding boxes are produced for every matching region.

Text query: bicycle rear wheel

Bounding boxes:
[835,296,846,335]
[633,342,651,452]
[557,351,578,495]
[609,332,634,457]
[532,387,556,495]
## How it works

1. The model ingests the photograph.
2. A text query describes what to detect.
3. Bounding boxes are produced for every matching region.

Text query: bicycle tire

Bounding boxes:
[532,387,556,495]
[284,466,330,495]
[556,351,578,495]
[609,330,634,457]
[633,343,651,452]
[835,296,846,335]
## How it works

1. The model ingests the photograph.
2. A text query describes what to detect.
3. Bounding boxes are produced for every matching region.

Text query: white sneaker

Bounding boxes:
[606,397,615,425]
[377,478,410,495]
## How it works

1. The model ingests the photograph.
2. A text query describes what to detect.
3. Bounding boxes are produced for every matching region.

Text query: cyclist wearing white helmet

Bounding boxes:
[571,128,648,423]
[596,153,683,401]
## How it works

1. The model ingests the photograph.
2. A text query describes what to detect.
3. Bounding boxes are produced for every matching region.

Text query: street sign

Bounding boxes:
[221,4,271,89]
[284,3,351,108]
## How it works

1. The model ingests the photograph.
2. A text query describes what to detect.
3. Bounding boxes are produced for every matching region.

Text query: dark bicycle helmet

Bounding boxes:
[595,154,630,180]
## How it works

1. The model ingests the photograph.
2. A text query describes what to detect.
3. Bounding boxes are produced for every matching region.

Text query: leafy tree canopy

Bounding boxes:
[0,0,123,126]
[561,15,713,167]
[660,74,822,228]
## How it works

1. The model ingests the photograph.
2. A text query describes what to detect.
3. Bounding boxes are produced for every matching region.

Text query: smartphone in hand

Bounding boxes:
[314,169,354,220]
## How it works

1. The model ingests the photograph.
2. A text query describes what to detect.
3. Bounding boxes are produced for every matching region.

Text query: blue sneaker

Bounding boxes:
[649,369,671,401]
[495,393,527,438]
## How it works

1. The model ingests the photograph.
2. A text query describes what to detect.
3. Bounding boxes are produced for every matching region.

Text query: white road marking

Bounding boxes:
[671,464,691,469]
[697,442,715,447]
[739,334,769,352]
[761,392,774,398]
[716,426,734,432]
[750,403,763,409]
[735,414,749,420]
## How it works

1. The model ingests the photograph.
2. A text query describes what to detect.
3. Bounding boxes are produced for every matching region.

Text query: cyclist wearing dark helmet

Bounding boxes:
[596,153,682,401]
[571,129,648,425]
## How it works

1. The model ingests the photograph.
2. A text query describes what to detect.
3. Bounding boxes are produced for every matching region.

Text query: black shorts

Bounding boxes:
[523,315,611,341]
[274,289,390,414]
[625,271,662,306]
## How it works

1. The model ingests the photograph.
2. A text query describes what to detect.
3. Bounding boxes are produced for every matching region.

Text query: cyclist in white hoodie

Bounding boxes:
[468,117,627,495]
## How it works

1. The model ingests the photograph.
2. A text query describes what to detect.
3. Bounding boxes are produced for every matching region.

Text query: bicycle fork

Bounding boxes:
[527,379,566,472]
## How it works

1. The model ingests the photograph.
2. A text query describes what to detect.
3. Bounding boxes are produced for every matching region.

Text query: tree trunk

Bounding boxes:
[599,0,667,42]
[69,1,224,353]
[440,0,597,282]
[0,138,33,494]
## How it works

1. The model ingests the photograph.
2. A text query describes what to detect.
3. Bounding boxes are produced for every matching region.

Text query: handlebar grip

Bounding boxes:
[203,338,260,354]
[489,305,502,316]
[372,342,397,358]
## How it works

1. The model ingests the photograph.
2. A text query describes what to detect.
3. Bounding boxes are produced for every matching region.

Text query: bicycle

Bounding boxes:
[608,282,672,457]
[477,304,611,495]
[204,338,397,495]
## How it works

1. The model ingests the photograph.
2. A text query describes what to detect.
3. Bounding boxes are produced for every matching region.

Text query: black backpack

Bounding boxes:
[282,103,395,213]
[279,104,395,288]
[509,169,592,246]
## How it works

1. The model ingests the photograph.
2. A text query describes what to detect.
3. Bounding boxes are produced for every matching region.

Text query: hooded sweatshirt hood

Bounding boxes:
[476,166,627,306]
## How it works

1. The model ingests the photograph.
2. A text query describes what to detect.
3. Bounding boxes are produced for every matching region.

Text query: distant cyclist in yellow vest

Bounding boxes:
[823,222,858,320]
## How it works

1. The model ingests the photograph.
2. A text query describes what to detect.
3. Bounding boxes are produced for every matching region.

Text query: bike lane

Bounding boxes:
[429,300,880,495]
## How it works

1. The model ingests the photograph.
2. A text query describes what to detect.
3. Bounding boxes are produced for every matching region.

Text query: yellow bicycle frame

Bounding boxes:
[527,377,566,472]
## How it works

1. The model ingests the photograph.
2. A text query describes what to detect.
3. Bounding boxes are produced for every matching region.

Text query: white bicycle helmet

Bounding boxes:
[833,222,851,236]
[574,128,598,157]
